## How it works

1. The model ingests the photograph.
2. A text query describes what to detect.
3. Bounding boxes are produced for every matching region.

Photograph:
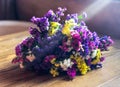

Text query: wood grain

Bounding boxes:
[0,31,120,87]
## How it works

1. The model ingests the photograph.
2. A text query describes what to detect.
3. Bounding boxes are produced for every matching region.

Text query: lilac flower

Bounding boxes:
[74,26,82,32]
[45,7,66,22]
[98,36,113,51]
[89,41,96,50]
[66,13,78,23]
[100,57,105,62]
[21,37,35,48]
[56,7,67,17]
[80,28,88,39]
[45,9,57,21]
[83,45,89,56]
[31,16,49,32]
[29,27,40,38]
[80,21,86,26]
[92,32,100,46]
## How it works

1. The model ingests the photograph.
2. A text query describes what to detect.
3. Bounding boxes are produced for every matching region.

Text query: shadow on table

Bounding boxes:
[0,65,65,86]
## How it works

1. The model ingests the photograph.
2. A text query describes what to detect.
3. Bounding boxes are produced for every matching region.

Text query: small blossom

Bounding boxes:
[90,49,97,58]
[44,55,56,63]
[48,22,60,36]
[50,68,59,77]
[15,44,22,57]
[60,59,74,71]
[62,19,77,36]
[91,49,102,64]
[67,68,76,79]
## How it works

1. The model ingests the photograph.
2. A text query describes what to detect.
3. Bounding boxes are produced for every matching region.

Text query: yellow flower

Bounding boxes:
[96,49,101,59]
[76,57,82,63]
[91,49,101,64]
[54,63,60,67]
[50,58,56,64]
[50,68,59,77]
[62,25,71,36]
[75,56,89,75]
[48,22,60,36]
[62,19,77,36]
[70,54,89,75]
[79,63,90,75]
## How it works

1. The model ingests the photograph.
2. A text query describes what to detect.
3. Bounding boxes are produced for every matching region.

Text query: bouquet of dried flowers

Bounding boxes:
[12,7,113,80]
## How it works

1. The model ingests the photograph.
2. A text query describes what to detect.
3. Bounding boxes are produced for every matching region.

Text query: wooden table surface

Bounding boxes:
[0,31,120,87]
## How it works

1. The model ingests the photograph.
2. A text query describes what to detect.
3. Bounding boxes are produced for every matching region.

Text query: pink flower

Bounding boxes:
[71,30,81,40]
[72,39,81,51]
[71,30,81,51]
[15,44,22,57]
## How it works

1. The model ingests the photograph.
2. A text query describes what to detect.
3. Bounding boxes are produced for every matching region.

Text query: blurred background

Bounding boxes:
[0,0,120,39]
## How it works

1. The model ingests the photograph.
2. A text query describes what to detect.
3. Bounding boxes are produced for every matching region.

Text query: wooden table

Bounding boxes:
[0,31,120,87]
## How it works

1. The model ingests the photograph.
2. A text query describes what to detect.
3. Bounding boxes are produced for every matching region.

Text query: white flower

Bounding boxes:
[91,49,97,58]
[60,59,74,71]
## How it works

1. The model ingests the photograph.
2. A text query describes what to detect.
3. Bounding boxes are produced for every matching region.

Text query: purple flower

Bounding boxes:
[100,57,105,62]
[45,9,57,21]
[80,21,86,26]
[45,7,66,22]
[21,37,35,49]
[29,27,40,38]
[44,55,56,63]
[86,58,92,66]
[89,41,96,50]
[79,28,88,39]
[31,16,49,32]
[66,13,78,23]
[59,41,70,52]
[74,26,82,32]
[67,68,76,79]
[83,45,89,56]
[56,7,67,17]
[98,36,113,51]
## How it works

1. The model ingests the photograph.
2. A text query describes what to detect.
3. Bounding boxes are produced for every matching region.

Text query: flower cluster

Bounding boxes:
[12,7,113,80]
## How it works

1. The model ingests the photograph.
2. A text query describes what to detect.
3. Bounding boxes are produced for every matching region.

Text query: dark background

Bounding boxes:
[0,0,120,39]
